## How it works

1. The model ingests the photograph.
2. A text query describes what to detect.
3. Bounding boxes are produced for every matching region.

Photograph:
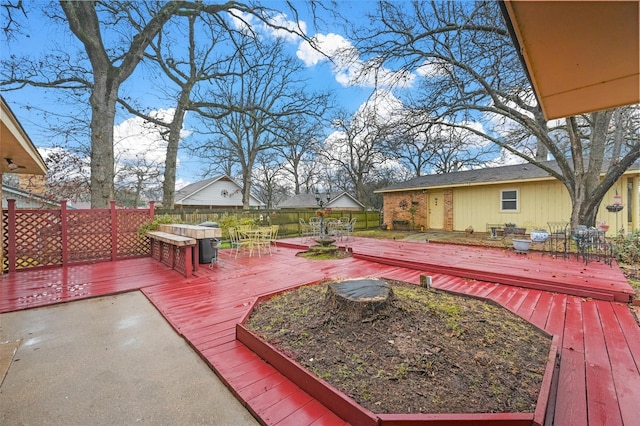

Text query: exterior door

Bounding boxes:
[428,191,444,230]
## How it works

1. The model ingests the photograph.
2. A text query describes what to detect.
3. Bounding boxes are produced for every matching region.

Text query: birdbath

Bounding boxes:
[308,236,338,255]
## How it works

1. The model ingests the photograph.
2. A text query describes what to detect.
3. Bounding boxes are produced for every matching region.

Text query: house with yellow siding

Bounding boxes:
[375,160,640,235]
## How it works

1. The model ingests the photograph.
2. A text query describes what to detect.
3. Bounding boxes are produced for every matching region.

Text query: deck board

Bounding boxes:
[553,349,588,425]
[596,301,640,426]
[2,237,639,425]
[275,399,342,426]
[338,238,634,302]
[582,301,624,426]
[544,294,568,339]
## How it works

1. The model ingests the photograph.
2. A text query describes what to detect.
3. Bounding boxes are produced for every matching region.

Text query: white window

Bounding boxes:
[501,190,518,211]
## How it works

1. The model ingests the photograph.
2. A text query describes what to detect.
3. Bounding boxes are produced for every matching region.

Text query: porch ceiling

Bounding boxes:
[501,1,639,120]
[1,96,47,175]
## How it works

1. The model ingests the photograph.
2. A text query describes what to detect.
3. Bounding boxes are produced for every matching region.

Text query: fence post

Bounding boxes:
[7,199,16,273]
[110,200,118,261]
[61,200,68,266]
[149,201,155,220]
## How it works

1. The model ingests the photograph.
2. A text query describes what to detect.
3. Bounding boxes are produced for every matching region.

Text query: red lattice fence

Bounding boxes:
[2,200,154,273]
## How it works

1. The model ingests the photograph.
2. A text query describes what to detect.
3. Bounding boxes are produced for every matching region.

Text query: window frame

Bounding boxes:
[500,189,519,212]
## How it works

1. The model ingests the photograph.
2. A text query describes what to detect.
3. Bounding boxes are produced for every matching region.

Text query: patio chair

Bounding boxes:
[308,217,322,239]
[269,225,279,249]
[574,227,612,266]
[326,219,342,241]
[343,218,356,241]
[228,227,253,258]
[546,221,569,258]
[299,218,314,242]
[252,227,273,257]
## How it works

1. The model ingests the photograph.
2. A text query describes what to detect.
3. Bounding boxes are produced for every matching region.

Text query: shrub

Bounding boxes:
[614,229,640,264]
[215,214,256,237]
[137,214,182,237]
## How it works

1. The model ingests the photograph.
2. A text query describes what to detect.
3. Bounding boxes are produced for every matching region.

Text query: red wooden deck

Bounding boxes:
[1,237,639,425]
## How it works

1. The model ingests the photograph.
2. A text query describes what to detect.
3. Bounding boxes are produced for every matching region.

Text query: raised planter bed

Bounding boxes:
[237,281,560,426]
[392,220,410,231]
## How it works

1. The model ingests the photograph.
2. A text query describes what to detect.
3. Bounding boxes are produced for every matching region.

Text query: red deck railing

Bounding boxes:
[2,199,154,273]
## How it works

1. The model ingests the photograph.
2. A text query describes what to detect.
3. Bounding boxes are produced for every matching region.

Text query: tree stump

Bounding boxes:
[326,278,394,320]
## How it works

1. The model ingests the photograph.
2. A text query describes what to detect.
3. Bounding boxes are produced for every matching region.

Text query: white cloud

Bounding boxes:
[297,33,415,89]
[175,177,190,191]
[415,58,450,78]
[265,12,307,42]
[228,9,306,42]
[355,90,405,121]
[227,9,257,36]
[113,108,190,166]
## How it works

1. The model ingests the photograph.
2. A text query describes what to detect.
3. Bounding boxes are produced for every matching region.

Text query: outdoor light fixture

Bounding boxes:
[314,189,331,238]
[5,158,20,170]
[314,189,331,208]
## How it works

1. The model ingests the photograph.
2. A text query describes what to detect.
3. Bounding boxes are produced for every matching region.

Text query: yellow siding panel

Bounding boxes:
[453,181,573,232]
[384,171,639,234]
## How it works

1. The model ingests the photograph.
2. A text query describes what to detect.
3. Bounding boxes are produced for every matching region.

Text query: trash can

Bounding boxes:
[197,222,220,264]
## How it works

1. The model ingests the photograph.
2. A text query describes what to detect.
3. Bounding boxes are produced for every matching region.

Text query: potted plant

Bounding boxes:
[512,238,532,253]
[504,223,526,236]
[530,229,549,242]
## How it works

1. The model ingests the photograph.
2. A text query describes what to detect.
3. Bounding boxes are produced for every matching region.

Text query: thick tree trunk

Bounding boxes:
[326,279,394,321]
[60,1,180,208]
[89,83,118,208]
[243,174,252,209]
[163,94,190,208]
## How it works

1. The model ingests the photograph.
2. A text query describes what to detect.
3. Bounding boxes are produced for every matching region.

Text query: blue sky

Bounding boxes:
[2,2,510,191]
[2,1,405,188]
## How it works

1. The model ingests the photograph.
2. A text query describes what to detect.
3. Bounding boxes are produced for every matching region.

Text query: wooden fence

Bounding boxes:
[2,200,153,273]
[2,202,381,273]
[154,208,382,238]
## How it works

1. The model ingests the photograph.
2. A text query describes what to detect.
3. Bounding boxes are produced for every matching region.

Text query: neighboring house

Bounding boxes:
[173,175,265,209]
[1,185,63,209]
[277,192,364,211]
[376,160,640,233]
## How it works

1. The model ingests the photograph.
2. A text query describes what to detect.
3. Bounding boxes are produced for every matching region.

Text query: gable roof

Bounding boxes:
[376,160,640,193]
[174,175,227,203]
[278,192,364,209]
[2,184,63,209]
[174,175,264,206]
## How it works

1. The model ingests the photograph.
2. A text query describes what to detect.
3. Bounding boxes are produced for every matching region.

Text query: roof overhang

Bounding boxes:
[501,1,639,120]
[1,95,47,175]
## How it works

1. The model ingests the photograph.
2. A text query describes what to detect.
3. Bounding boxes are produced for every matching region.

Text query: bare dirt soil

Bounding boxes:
[245,279,552,415]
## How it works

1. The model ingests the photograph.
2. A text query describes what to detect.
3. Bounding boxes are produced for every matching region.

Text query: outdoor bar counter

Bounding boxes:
[158,223,222,239]
[157,224,223,269]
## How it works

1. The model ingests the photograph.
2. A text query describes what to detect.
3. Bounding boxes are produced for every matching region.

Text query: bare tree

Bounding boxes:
[43,147,91,203]
[354,1,640,226]
[1,0,319,208]
[322,106,391,204]
[117,11,252,207]
[252,152,288,210]
[115,153,163,208]
[275,118,325,195]
[191,38,330,209]
[385,115,493,176]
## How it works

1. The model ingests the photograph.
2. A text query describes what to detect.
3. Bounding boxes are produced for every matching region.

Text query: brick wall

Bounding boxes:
[444,189,453,231]
[382,191,428,230]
